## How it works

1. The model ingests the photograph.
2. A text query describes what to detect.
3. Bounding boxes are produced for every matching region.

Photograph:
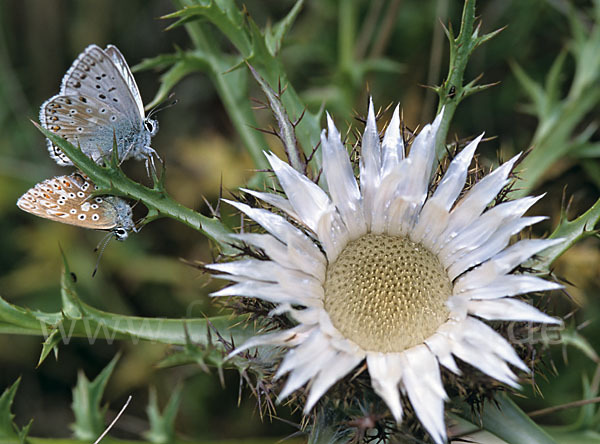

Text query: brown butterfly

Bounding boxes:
[17,172,135,241]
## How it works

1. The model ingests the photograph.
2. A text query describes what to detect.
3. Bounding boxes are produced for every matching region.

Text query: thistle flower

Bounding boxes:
[208,100,562,443]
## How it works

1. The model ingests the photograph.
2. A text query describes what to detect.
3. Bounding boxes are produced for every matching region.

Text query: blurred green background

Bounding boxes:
[0,0,598,441]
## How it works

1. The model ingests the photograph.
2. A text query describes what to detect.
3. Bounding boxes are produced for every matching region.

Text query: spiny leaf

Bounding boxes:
[144,386,183,444]
[558,325,600,364]
[473,25,505,50]
[0,256,254,360]
[164,1,251,53]
[37,327,61,366]
[0,379,30,442]
[145,55,210,110]
[265,0,305,56]
[509,60,546,116]
[71,354,120,440]
[532,197,600,273]
[132,52,182,72]
[457,393,558,444]
[545,49,568,107]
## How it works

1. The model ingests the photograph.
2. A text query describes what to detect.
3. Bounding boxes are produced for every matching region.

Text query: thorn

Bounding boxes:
[314,167,323,185]
[305,139,321,164]
[201,195,217,217]
[439,18,450,38]
[216,176,223,217]
[293,107,306,127]
[253,126,279,137]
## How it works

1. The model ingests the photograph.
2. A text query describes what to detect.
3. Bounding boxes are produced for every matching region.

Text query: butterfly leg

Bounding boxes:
[119,142,136,167]
[142,146,161,178]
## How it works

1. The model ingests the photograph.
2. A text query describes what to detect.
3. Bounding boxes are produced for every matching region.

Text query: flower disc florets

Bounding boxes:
[325,233,451,353]
[208,99,562,444]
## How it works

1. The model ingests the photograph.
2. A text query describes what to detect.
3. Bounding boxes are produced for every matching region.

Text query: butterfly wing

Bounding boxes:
[40,95,124,165]
[17,173,122,230]
[40,45,155,165]
[104,44,145,118]
[59,44,142,124]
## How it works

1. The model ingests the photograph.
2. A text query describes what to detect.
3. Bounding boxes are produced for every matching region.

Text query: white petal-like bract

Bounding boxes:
[210,101,561,444]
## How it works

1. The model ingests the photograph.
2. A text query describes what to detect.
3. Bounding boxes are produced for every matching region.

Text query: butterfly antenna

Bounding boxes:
[147,93,178,119]
[92,232,114,277]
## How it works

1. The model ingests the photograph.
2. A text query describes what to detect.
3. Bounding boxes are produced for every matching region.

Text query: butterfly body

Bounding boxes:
[17,172,135,240]
[40,44,158,166]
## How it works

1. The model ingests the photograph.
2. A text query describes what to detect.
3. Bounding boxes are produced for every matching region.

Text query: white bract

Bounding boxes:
[208,100,562,443]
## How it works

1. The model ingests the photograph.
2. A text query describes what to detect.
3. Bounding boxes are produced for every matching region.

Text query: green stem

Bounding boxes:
[36,124,235,252]
[0,293,253,348]
[173,0,270,172]
[338,0,357,75]
[170,0,322,171]
[435,0,477,159]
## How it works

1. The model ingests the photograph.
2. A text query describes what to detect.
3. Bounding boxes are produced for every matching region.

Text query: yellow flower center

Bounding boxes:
[324,233,451,353]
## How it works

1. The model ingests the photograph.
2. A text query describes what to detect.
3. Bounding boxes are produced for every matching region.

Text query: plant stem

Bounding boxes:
[37,124,235,251]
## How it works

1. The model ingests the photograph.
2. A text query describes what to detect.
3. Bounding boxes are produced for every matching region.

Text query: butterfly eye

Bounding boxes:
[114,228,128,241]
[144,119,158,136]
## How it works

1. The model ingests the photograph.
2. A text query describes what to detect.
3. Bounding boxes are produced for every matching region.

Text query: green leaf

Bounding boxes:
[459,393,558,444]
[512,8,600,194]
[0,254,255,366]
[473,25,505,50]
[71,355,119,440]
[144,55,210,110]
[59,253,254,348]
[510,60,546,117]
[0,379,30,443]
[265,0,305,56]
[37,327,61,366]
[545,49,568,108]
[164,1,251,54]
[132,52,182,72]
[144,386,182,444]
[559,326,600,363]
[354,58,405,76]
[531,198,600,273]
